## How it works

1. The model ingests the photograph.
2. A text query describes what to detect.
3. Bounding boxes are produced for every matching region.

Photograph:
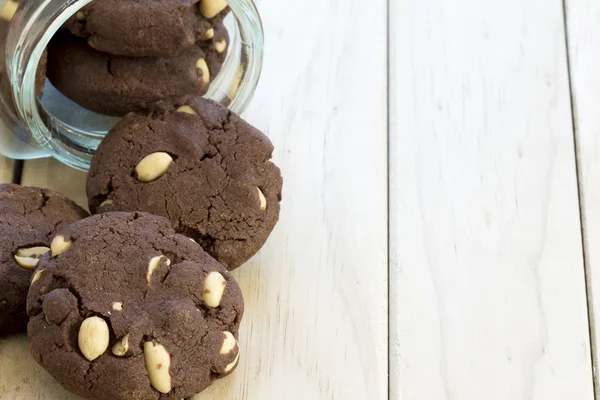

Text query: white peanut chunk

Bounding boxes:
[147,256,170,285]
[215,40,227,54]
[201,28,215,41]
[257,188,267,211]
[51,235,72,257]
[75,11,86,21]
[112,334,129,356]
[223,352,240,374]
[199,0,227,19]
[99,199,113,207]
[144,342,172,394]
[135,152,173,182]
[1,0,18,21]
[220,331,238,355]
[14,246,50,269]
[112,302,123,311]
[31,269,44,285]
[176,105,198,115]
[196,58,210,85]
[202,271,227,308]
[78,316,110,361]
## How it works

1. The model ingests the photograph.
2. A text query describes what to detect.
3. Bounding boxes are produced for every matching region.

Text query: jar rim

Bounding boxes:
[6,0,264,171]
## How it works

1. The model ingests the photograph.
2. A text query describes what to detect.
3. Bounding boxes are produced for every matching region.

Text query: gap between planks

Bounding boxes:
[561,0,599,397]
[563,0,600,398]
[389,0,594,398]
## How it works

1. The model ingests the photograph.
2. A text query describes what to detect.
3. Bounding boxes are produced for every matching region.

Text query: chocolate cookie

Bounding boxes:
[0,184,88,335]
[27,212,244,400]
[87,98,283,270]
[65,0,230,57]
[46,29,228,116]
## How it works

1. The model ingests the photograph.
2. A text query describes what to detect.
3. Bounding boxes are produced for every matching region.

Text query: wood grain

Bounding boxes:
[389,0,594,399]
[564,0,600,397]
[1,0,389,398]
[200,0,389,398]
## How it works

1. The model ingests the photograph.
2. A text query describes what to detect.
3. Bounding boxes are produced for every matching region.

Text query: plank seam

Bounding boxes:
[386,0,391,396]
[11,160,23,185]
[561,0,598,397]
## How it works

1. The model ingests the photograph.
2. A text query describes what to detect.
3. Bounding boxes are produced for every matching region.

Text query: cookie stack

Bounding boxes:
[46,0,231,116]
[1,97,283,399]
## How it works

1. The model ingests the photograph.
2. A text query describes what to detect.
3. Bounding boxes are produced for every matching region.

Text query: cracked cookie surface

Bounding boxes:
[27,212,244,400]
[86,98,283,270]
[0,184,88,335]
[46,28,228,117]
[64,0,230,57]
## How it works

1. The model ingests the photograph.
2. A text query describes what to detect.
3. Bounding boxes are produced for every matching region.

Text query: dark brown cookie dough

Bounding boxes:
[65,0,230,57]
[46,29,227,116]
[201,22,229,79]
[27,212,244,400]
[0,184,88,335]
[87,98,283,270]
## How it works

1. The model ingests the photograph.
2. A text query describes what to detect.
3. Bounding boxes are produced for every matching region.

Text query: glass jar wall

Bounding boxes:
[0,0,263,171]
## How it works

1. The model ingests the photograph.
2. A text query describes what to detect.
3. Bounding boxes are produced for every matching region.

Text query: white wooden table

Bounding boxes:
[1,0,600,398]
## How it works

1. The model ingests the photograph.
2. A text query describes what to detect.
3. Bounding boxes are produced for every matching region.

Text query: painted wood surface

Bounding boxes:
[5,0,600,399]
[389,0,594,399]
[564,0,600,397]
[0,154,13,183]
[20,158,88,209]
[0,0,389,399]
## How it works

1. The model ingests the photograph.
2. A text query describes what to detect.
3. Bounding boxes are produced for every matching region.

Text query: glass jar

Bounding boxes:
[0,0,263,171]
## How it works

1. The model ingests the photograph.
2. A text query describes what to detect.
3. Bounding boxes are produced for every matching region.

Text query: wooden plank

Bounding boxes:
[0,154,13,183]
[0,336,84,399]
[21,158,88,210]
[199,0,389,397]
[1,0,389,398]
[389,0,594,399]
[564,0,600,397]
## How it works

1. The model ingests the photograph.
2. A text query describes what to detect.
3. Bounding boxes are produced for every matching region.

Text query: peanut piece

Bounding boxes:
[99,199,113,207]
[196,58,210,85]
[144,341,172,394]
[220,331,238,354]
[51,235,71,257]
[257,188,267,211]
[202,271,227,308]
[215,40,227,54]
[78,316,110,361]
[31,269,44,285]
[135,152,173,182]
[223,352,240,374]
[199,0,227,19]
[147,256,170,285]
[14,246,50,270]
[1,0,18,21]
[201,28,215,41]
[112,334,129,357]
[176,105,198,115]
